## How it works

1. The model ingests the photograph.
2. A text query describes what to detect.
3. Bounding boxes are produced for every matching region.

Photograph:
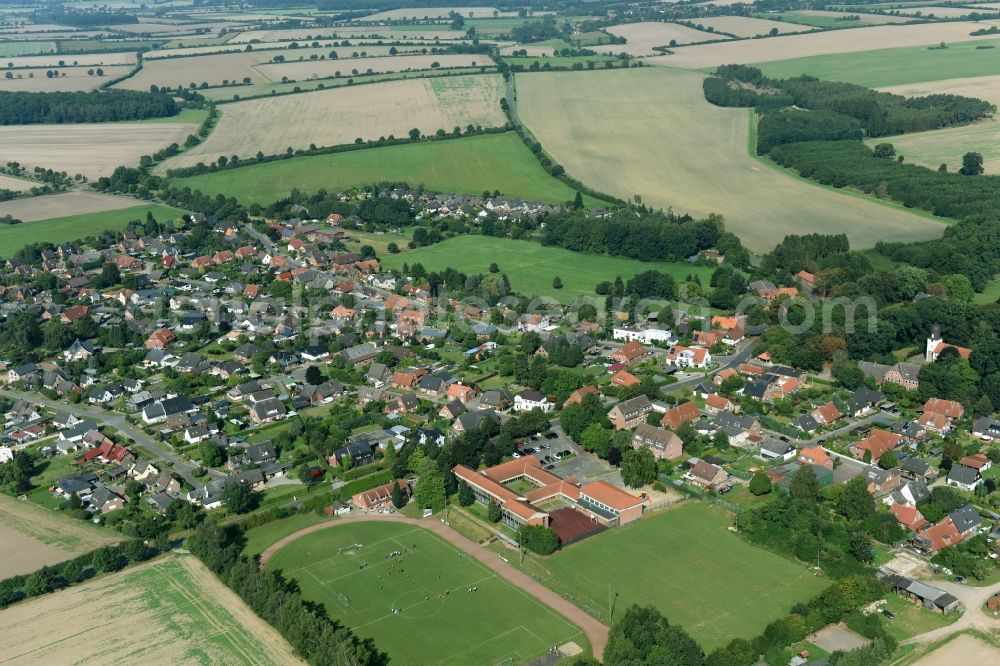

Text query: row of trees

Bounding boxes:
[0,90,178,125]
[187,522,381,665]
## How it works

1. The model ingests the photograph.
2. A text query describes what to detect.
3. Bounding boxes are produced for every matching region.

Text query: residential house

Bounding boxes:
[353,480,410,512]
[631,423,683,461]
[513,390,553,413]
[250,398,287,424]
[664,345,712,369]
[611,341,648,367]
[661,401,700,430]
[686,460,728,490]
[850,430,902,464]
[608,395,654,430]
[946,464,981,492]
[798,445,833,470]
[865,466,902,498]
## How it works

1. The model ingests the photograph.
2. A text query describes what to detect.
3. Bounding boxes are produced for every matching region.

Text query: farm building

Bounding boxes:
[882,574,960,615]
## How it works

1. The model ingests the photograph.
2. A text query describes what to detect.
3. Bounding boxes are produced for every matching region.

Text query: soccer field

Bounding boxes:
[266,521,586,666]
[519,502,830,650]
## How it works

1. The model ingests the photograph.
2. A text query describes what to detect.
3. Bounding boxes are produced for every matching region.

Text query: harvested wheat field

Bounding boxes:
[0,191,142,221]
[593,22,722,55]
[693,16,811,37]
[0,121,197,177]
[0,51,136,67]
[116,51,270,89]
[912,634,1000,666]
[0,555,304,665]
[650,21,1000,68]
[165,74,506,169]
[0,495,120,579]
[0,173,37,191]
[256,53,489,81]
[873,75,1000,172]
[0,65,132,91]
[516,68,947,251]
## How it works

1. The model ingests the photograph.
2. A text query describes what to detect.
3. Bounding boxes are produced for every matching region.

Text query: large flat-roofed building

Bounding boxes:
[453,456,646,531]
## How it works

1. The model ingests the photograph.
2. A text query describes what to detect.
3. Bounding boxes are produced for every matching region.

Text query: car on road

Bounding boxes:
[881,610,895,620]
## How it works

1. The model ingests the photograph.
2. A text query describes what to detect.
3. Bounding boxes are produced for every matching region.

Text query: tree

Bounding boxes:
[749,471,772,496]
[518,524,560,554]
[838,476,876,521]
[620,447,656,488]
[414,459,446,512]
[873,143,895,159]
[305,364,323,385]
[572,191,584,209]
[789,464,819,501]
[408,128,420,140]
[458,480,475,506]
[199,441,225,468]
[391,481,408,509]
[960,151,984,176]
[487,498,502,522]
[222,483,259,514]
[605,604,704,666]
[878,449,899,470]
[552,276,563,290]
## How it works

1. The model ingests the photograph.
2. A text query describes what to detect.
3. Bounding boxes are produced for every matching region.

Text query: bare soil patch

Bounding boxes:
[809,624,871,653]
[0,121,197,178]
[229,27,466,42]
[0,52,136,67]
[0,174,36,191]
[0,191,142,221]
[165,74,506,169]
[0,495,120,579]
[117,51,270,89]
[650,21,1000,68]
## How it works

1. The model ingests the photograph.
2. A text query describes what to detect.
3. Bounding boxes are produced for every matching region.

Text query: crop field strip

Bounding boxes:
[691,15,812,37]
[649,20,1000,69]
[595,22,725,56]
[514,67,947,251]
[0,555,303,665]
[268,521,584,666]
[163,74,507,170]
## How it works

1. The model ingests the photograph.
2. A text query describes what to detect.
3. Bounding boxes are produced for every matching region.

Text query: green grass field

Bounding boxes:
[266,521,587,666]
[0,204,185,258]
[0,40,56,56]
[175,133,603,207]
[380,235,715,301]
[758,39,1000,87]
[974,275,1000,304]
[516,503,830,651]
[502,55,619,67]
[243,512,331,557]
[871,119,1000,175]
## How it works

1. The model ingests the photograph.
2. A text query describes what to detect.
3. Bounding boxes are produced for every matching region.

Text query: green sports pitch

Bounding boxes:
[266,521,586,666]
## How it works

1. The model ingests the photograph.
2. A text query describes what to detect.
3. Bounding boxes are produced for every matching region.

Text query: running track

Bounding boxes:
[258,512,609,660]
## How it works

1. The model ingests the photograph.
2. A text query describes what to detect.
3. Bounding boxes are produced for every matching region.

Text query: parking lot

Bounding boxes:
[515,421,621,485]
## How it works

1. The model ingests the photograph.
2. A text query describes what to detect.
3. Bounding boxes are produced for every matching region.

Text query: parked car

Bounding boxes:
[881,610,895,619]
[559,449,572,457]
[521,447,536,455]
[954,575,967,584]
[545,464,556,470]
[511,452,521,459]
[545,432,558,440]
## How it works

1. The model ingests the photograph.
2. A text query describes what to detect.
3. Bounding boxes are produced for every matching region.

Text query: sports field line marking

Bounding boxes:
[348,572,500,631]
[280,527,422,576]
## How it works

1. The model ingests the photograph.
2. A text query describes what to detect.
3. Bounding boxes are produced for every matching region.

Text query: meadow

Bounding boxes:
[255,52,488,82]
[756,39,1000,87]
[173,133,594,207]
[0,120,199,178]
[266,521,586,666]
[379,235,715,301]
[164,74,506,169]
[650,21,1000,69]
[0,203,185,258]
[0,555,303,665]
[515,67,946,251]
[767,10,912,28]
[0,494,120,578]
[516,502,830,651]
[692,15,810,37]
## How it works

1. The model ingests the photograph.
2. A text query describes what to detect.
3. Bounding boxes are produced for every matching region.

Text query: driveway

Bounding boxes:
[258,512,610,660]
[901,579,1000,645]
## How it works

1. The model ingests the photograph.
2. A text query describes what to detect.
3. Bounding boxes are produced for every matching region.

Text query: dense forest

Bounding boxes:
[0,90,178,125]
[33,10,139,27]
[540,209,725,262]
